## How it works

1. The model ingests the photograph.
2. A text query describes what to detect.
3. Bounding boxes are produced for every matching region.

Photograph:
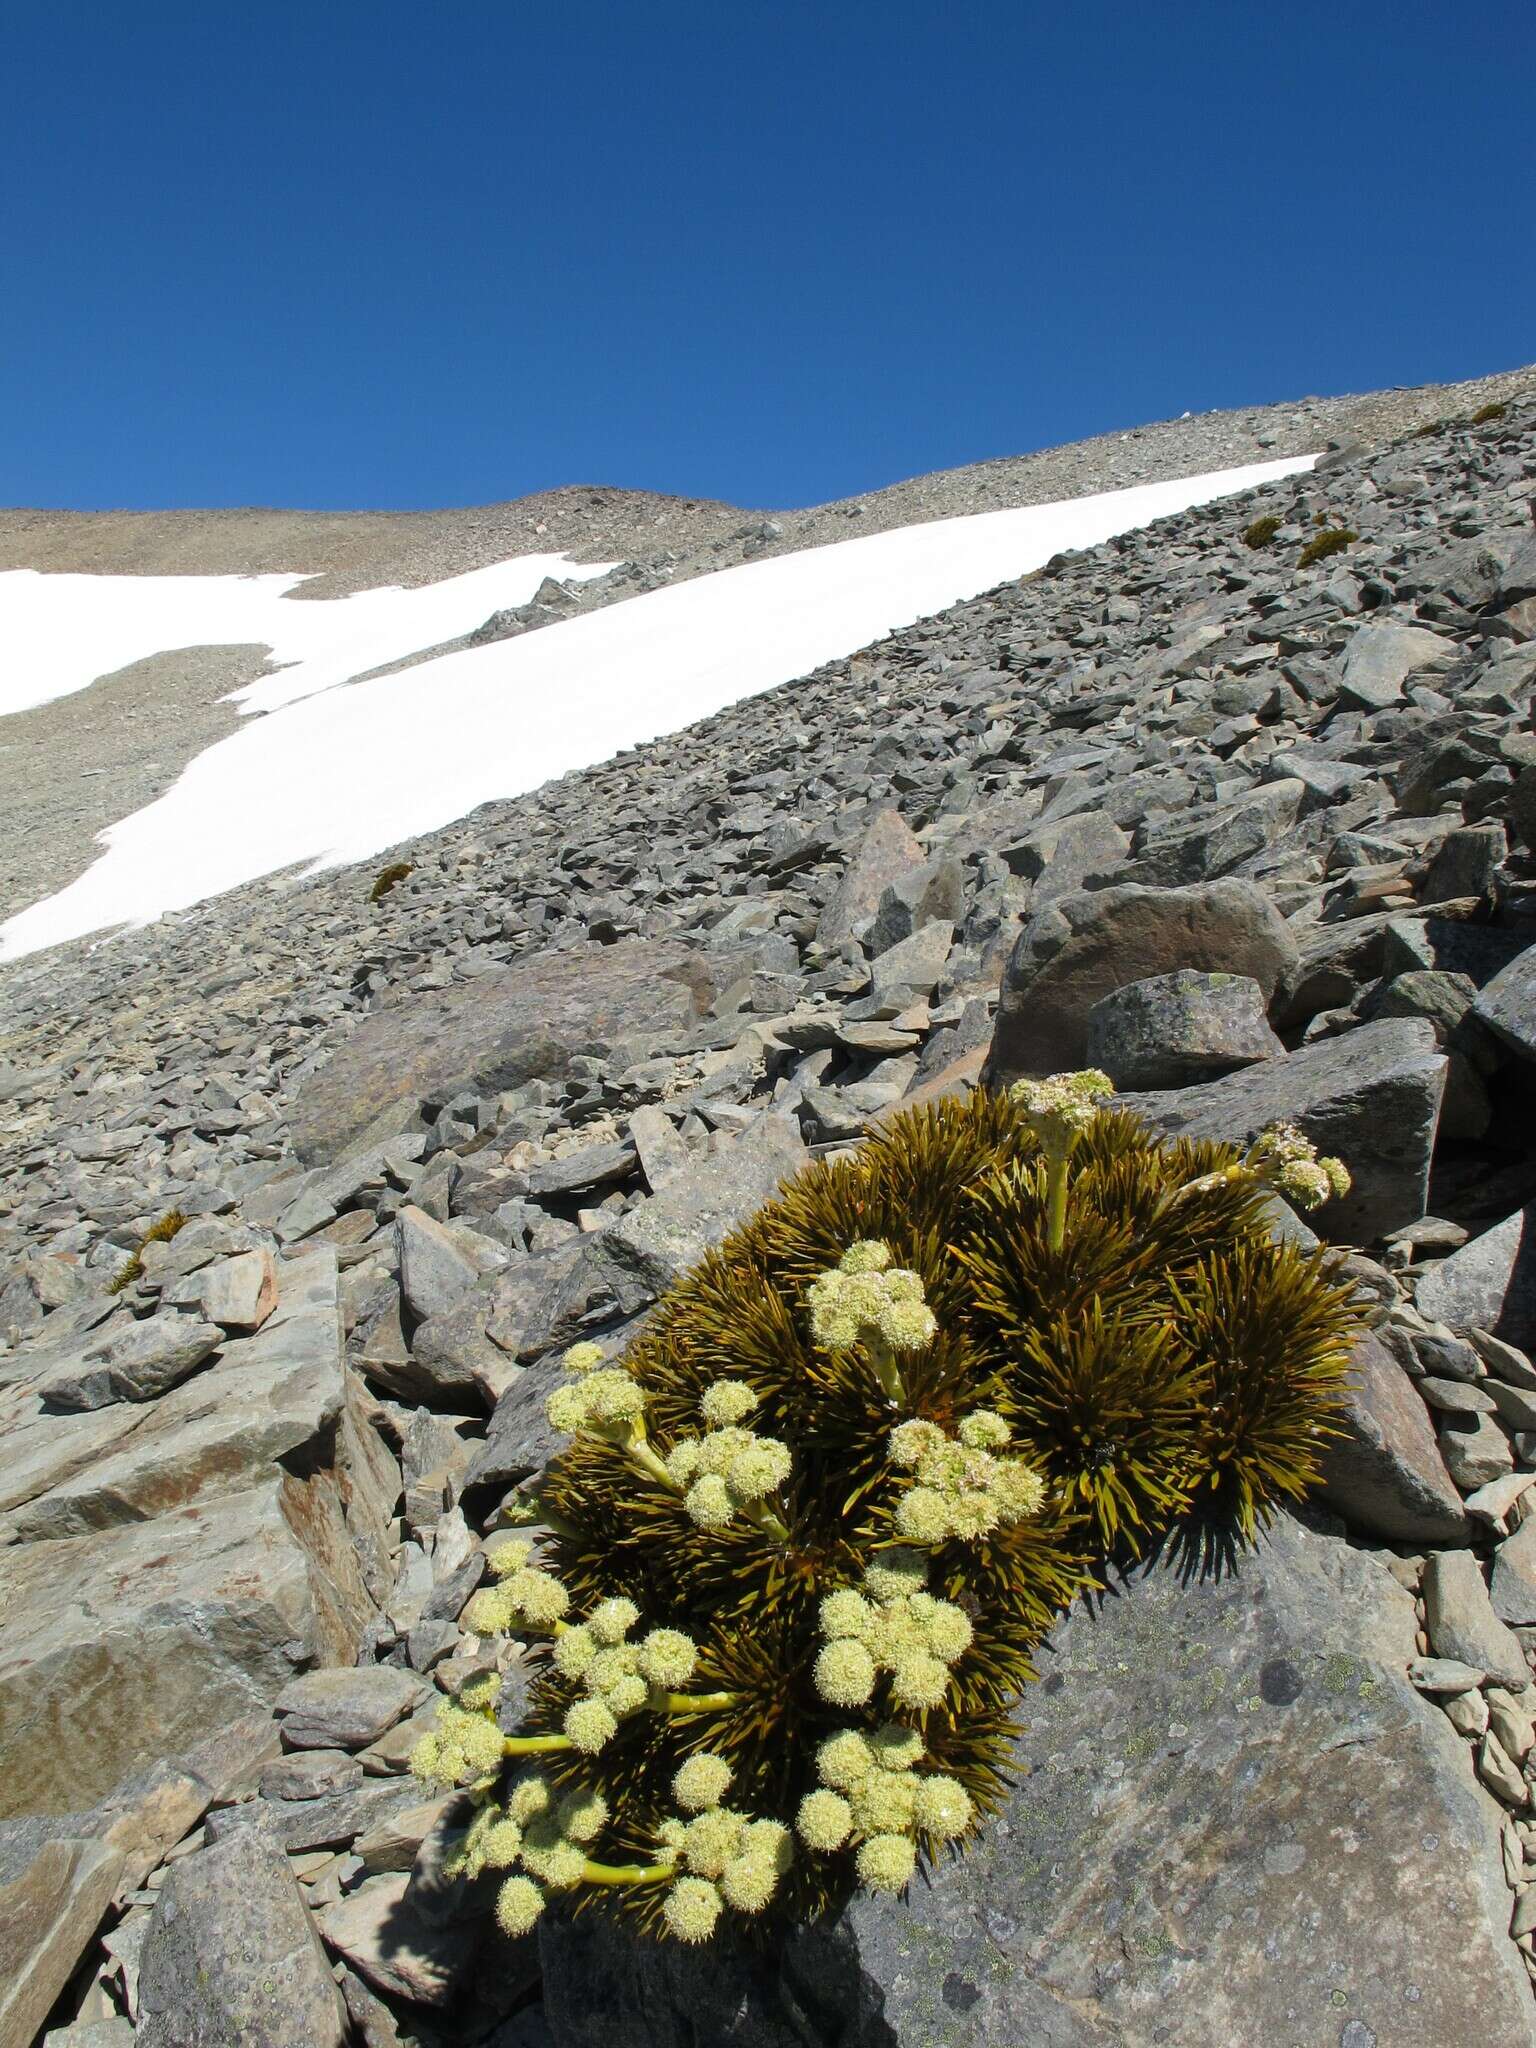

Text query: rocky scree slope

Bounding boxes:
[4,359,1532,921]
[3,389,1536,2044]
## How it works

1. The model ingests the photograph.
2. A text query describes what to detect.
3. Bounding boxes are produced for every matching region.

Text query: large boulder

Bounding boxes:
[985,881,1298,1085]
[1119,1019,1446,1244]
[540,1514,1533,2047]
[1085,969,1283,1090]
[288,939,709,1165]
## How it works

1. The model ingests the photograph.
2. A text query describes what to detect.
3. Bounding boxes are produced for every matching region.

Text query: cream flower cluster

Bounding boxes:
[812,1549,974,1713]
[552,1594,701,1753]
[806,1240,938,1356]
[663,1380,793,1530]
[888,1413,1045,1546]
[653,1752,794,1941]
[461,1536,572,1636]
[796,1720,974,1895]
[409,1673,506,1789]
[1247,1123,1352,1211]
[1010,1069,1115,1153]
[449,1772,616,1937]
[545,1340,649,1436]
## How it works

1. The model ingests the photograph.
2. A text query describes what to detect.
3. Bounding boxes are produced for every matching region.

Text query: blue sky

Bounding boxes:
[4,1,1532,513]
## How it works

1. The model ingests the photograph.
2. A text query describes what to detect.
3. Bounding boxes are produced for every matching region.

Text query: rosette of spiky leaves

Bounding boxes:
[520,1086,1358,1935]
[1165,1240,1355,1537]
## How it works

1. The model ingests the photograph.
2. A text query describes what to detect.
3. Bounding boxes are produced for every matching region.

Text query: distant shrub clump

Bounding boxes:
[1297,527,1358,569]
[109,1208,188,1293]
[1242,515,1282,550]
[1470,401,1508,425]
[370,861,414,902]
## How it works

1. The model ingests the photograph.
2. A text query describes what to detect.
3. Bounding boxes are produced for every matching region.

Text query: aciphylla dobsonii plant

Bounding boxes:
[411,1074,1359,1946]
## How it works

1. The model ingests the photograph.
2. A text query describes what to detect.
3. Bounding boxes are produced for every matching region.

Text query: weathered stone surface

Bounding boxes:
[1336,621,1454,709]
[1315,1330,1469,1543]
[1085,969,1282,1090]
[1475,940,1536,1065]
[41,1312,223,1410]
[1491,1515,1536,1627]
[868,856,966,956]
[986,880,1298,1084]
[319,1870,484,2008]
[274,1666,431,1751]
[289,939,707,1165]
[6,1249,362,1541]
[464,1353,567,1493]
[541,1515,1533,2048]
[816,809,925,943]
[0,1834,123,2048]
[192,1245,279,1332]
[136,1827,348,2048]
[1422,1550,1530,1690]
[0,1481,368,1819]
[1121,1019,1446,1243]
[1417,1206,1536,1351]
[397,1204,481,1320]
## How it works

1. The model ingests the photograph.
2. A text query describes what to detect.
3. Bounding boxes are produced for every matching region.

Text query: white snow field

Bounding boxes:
[0,456,1313,960]
[0,553,620,721]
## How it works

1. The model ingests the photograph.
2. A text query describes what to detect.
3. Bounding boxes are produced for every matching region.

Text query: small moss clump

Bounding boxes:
[1470,401,1507,425]
[1297,527,1358,569]
[108,1208,188,1293]
[370,861,414,902]
[1242,515,1281,550]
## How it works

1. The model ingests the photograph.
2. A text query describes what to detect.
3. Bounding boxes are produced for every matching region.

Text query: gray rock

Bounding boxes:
[986,879,1298,1083]
[1007,810,1131,904]
[1491,1516,1536,1627]
[0,1479,375,1819]
[463,1353,568,1493]
[1336,621,1454,709]
[1122,779,1303,888]
[397,1203,481,1321]
[1120,1019,1446,1244]
[319,1869,487,2009]
[859,919,953,1015]
[0,1834,125,2048]
[193,1246,279,1332]
[1421,822,1508,906]
[1314,1331,1468,1543]
[41,1312,223,1410]
[1085,969,1283,1090]
[136,1826,348,2048]
[867,855,966,955]
[816,809,925,944]
[288,939,707,1166]
[1417,1206,1536,1350]
[1437,1410,1516,1489]
[273,1665,431,1750]
[542,1514,1534,2048]
[1474,939,1536,1065]
[1422,1550,1530,1689]
[258,1747,364,1802]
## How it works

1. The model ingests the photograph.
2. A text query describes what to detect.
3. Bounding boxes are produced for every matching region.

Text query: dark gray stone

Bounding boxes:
[1475,940,1536,1065]
[1085,969,1282,1090]
[1120,1019,1446,1244]
[1417,1207,1536,1351]
[274,1665,431,1749]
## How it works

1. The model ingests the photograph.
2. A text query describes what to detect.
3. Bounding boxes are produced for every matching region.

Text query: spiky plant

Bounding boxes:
[415,1079,1358,1946]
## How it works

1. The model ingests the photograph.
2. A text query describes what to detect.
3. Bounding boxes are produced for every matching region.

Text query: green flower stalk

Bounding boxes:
[1009,1070,1115,1250]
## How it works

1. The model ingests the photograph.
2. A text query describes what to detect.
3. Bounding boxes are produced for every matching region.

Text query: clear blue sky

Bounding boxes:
[5,1,1532,513]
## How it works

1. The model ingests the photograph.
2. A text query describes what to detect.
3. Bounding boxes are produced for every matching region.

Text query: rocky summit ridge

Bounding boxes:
[4,366,1536,2045]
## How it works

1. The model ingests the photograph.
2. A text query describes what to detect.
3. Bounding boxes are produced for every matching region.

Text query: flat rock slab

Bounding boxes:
[289,938,707,1166]
[541,1515,1534,2048]
[1085,969,1283,1090]
[986,879,1298,1084]
[0,1834,124,2048]
[136,1827,348,2048]
[0,1481,350,1820]
[1119,1018,1446,1244]
[1417,1206,1536,1351]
